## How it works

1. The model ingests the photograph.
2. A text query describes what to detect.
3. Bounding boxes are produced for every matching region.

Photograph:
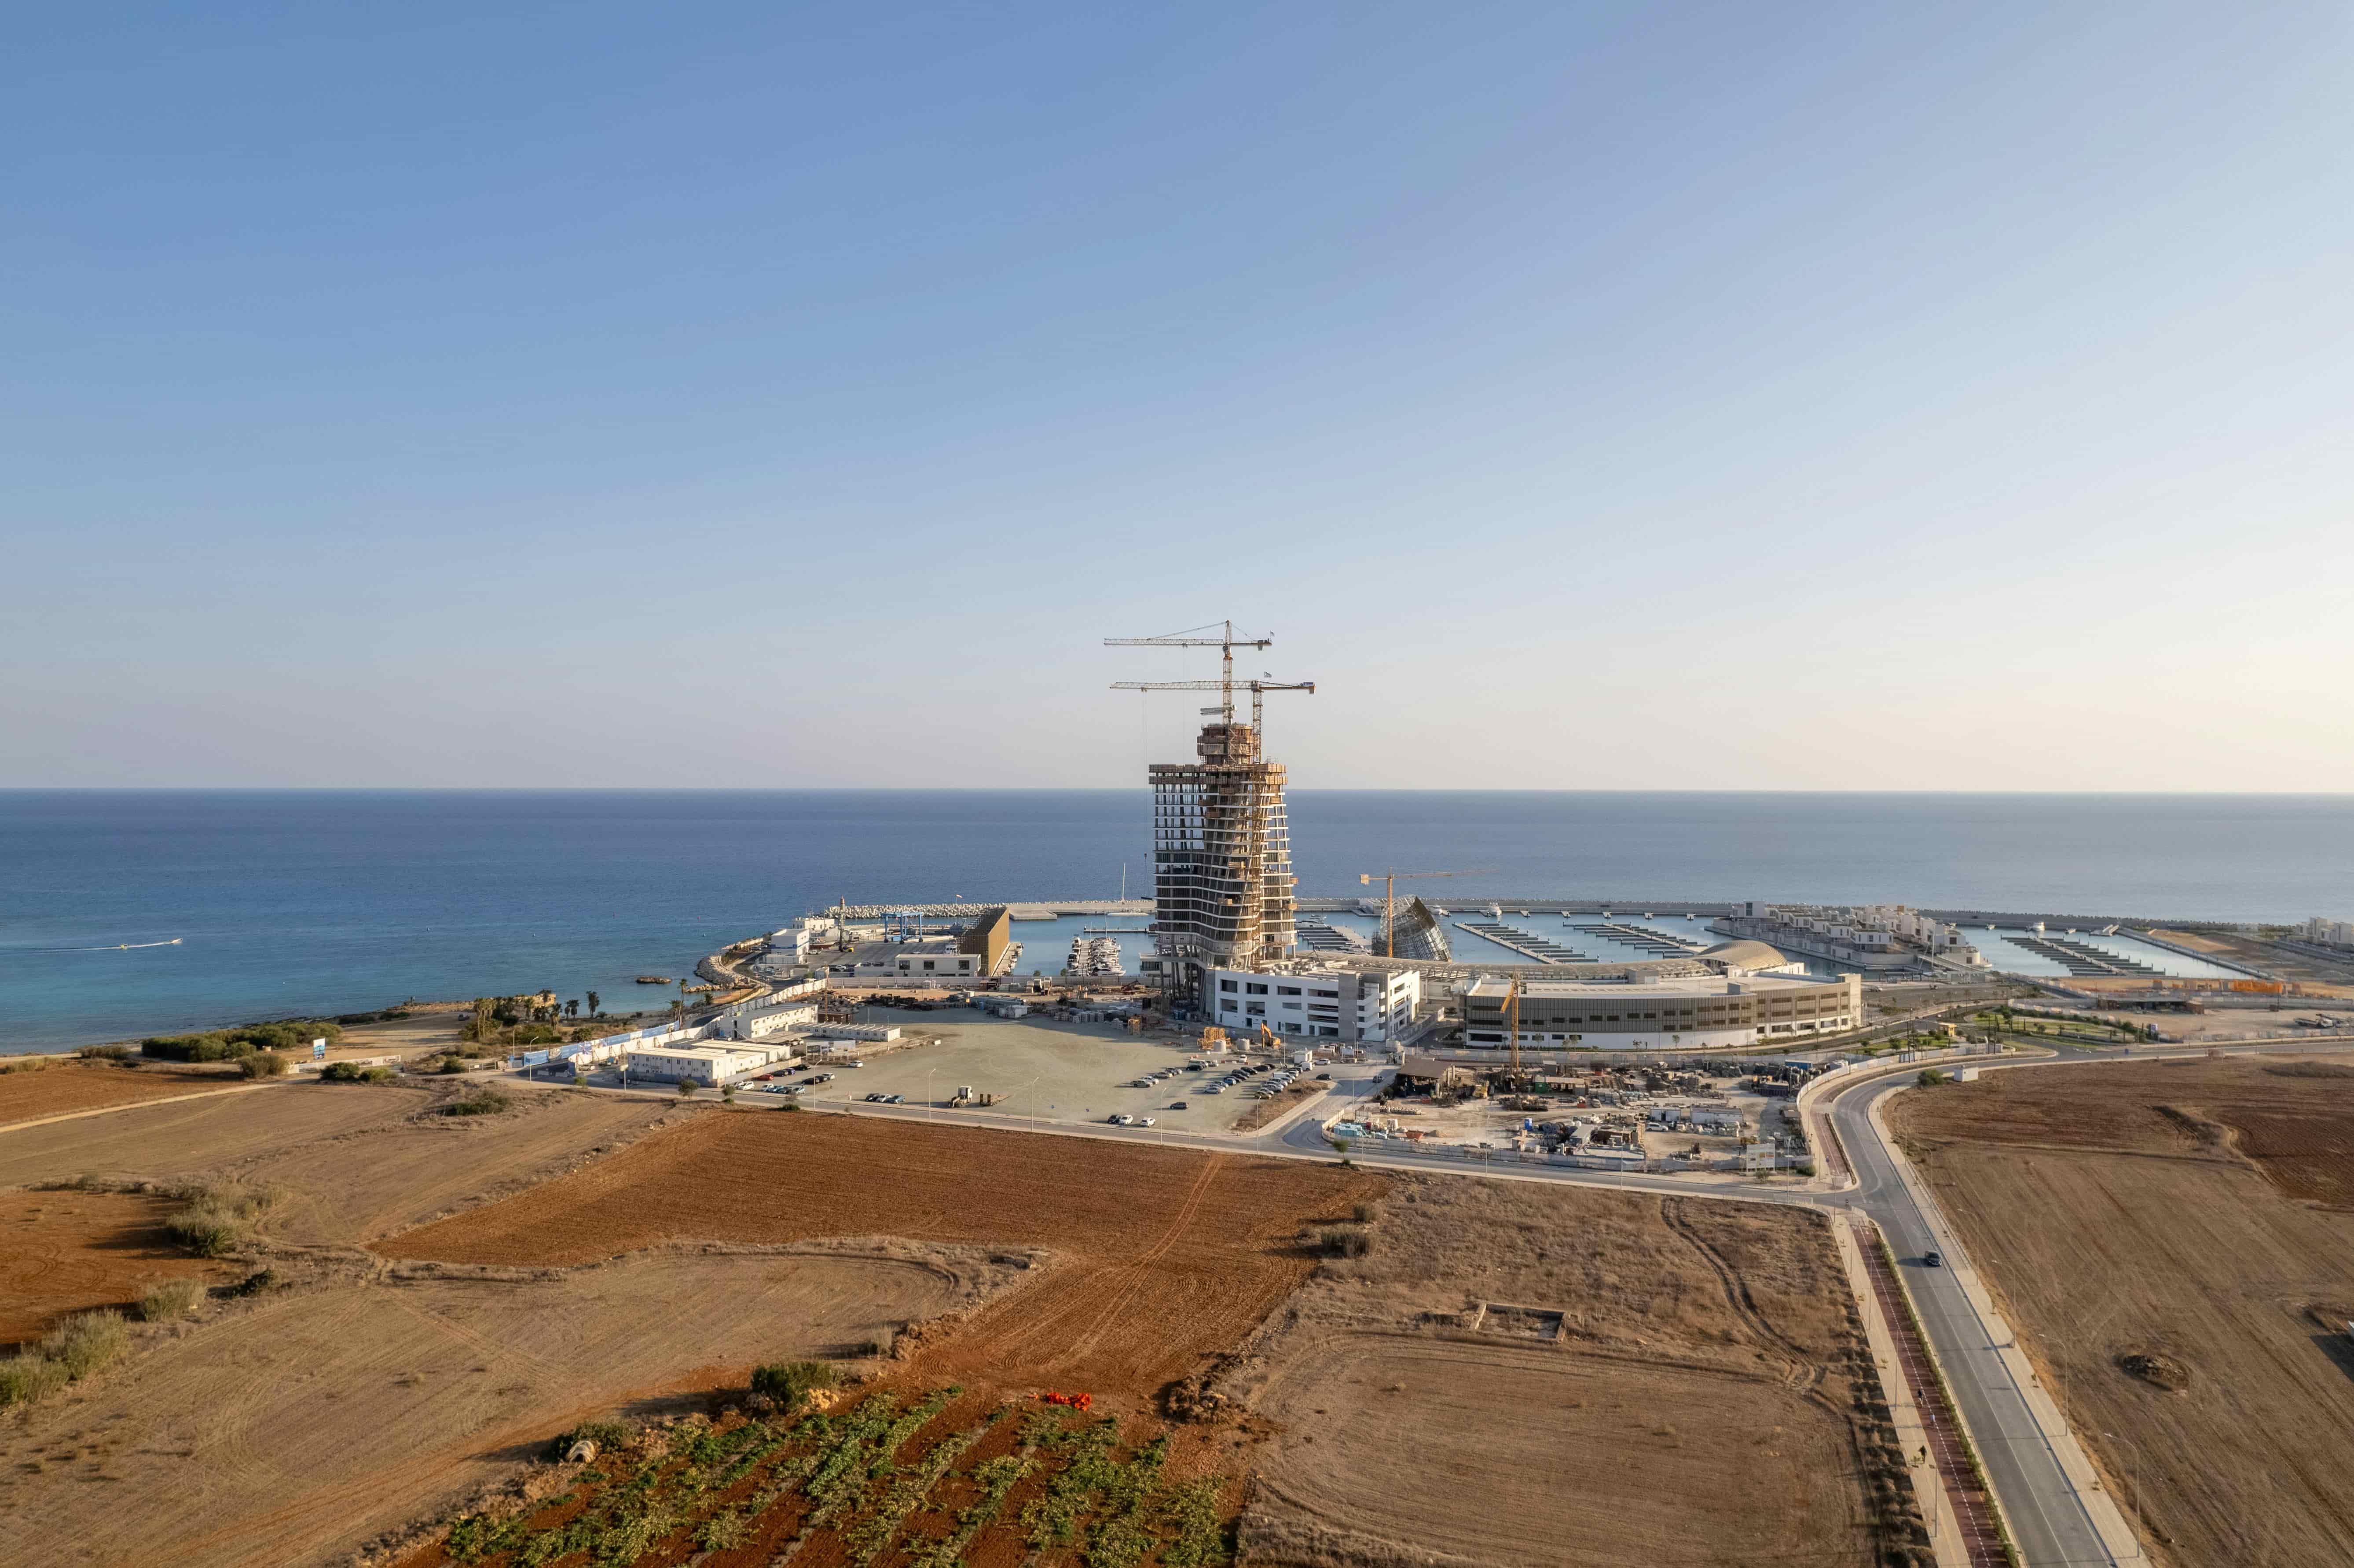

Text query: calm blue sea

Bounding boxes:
[3,791,2349,1053]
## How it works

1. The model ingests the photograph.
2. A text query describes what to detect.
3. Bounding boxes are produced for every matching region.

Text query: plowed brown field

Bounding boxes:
[1893,1057,2354,1567]
[1230,1177,1906,1568]
[0,1061,244,1126]
[0,1186,229,1343]
[379,1110,1382,1402]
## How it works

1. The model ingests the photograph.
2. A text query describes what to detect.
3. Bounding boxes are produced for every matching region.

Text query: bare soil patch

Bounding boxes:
[1223,1177,1912,1568]
[0,1081,434,1189]
[379,1110,1382,1406]
[1894,1057,2354,1565]
[0,1060,242,1127]
[0,1187,229,1344]
[0,1245,1013,1568]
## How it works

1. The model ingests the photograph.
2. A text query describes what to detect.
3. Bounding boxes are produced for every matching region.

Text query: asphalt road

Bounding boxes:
[1830,1072,2116,1567]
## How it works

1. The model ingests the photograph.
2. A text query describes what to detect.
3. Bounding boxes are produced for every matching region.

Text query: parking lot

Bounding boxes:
[752,1015,1316,1136]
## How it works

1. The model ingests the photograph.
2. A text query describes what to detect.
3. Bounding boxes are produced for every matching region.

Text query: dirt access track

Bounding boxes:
[381,1109,1383,1405]
[1893,1055,2354,1567]
[1225,1177,1917,1568]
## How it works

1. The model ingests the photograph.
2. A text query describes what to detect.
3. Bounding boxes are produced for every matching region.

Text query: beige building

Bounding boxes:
[1461,970,1862,1051]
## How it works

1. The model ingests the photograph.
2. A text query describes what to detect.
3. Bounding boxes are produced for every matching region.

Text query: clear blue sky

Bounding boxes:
[7,3,2351,788]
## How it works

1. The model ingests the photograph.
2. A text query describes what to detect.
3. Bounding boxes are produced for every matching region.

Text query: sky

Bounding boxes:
[6,2,2352,790]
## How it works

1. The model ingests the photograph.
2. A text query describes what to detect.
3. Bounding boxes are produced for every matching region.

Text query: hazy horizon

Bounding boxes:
[9,4,2351,791]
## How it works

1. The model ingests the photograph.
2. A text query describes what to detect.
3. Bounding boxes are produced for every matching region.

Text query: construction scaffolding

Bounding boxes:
[1108,621,1310,1004]
[1148,718,1298,994]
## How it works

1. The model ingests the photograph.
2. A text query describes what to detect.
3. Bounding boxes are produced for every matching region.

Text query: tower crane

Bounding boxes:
[1104,621,1277,729]
[1357,869,1496,959]
[1107,678,1316,741]
[1504,973,1524,1080]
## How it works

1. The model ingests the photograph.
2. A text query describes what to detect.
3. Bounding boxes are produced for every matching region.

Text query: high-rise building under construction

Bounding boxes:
[1106,622,1312,1003]
[1149,716,1297,995]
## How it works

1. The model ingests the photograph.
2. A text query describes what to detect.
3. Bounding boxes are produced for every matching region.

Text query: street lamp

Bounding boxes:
[2102,1430,2144,1558]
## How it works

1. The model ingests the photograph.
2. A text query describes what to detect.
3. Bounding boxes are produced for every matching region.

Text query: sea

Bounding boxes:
[3,790,2350,1054]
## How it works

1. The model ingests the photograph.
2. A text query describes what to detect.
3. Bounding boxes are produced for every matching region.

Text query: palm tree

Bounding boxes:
[564,999,578,1020]
[586,991,601,1019]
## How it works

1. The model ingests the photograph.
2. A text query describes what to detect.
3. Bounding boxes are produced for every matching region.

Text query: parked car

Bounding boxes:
[1108,1113,1133,1125]
[1135,1117,1155,1127]
[886,1094,904,1104]
[1169,1100,1188,1110]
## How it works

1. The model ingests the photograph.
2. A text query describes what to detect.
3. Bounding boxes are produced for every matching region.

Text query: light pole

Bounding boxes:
[927,1067,936,1122]
[2102,1430,2144,1557]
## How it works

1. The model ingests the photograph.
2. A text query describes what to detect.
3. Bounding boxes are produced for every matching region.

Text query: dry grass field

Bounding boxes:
[1225,1177,1916,1568]
[379,1110,1383,1406]
[0,1080,436,1188]
[246,1090,675,1246]
[0,1243,1013,1568]
[1892,1056,2354,1567]
[0,1060,246,1127]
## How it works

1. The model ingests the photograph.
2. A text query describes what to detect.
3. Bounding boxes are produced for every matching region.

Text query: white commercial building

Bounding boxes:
[2301,917,2354,949]
[623,1044,771,1086]
[1205,962,1422,1044]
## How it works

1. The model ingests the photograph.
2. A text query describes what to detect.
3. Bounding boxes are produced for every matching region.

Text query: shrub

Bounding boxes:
[138,1277,205,1322]
[749,1359,836,1413]
[240,1050,290,1079]
[40,1309,130,1379]
[164,1183,279,1257]
[218,1268,276,1298]
[321,1061,394,1083]
[1917,1070,1948,1088]
[442,1090,510,1117]
[1312,1225,1371,1259]
[77,1044,132,1062]
[550,1418,634,1459]
[141,1034,243,1063]
[0,1355,68,1407]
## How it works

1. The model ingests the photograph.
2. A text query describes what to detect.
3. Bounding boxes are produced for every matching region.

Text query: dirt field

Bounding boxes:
[0,1081,436,1188]
[0,1060,246,1126]
[246,1090,675,1246]
[1225,1177,1913,1568]
[0,1243,1015,1568]
[0,1187,231,1344]
[1892,1057,2354,1567]
[380,1110,1382,1405]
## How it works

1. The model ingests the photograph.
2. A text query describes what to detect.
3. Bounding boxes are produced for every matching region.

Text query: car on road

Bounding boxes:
[1923,1251,1943,1268]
